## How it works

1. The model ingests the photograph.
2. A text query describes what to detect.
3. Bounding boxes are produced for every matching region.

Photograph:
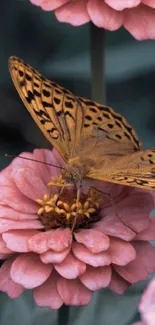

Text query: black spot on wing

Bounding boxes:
[26,90,35,103]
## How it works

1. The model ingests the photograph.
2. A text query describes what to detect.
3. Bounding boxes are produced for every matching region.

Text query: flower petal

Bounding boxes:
[0,206,38,220]
[40,247,70,264]
[72,242,111,267]
[142,0,155,8]
[109,270,130,294]
[47,228,72,252]
[0,184,38,213]
[57,277,92,306]
[74,229,110,253]
[114,242,155,283]
[28,230,56,254]
[135,217,155,240]
[115,190,153,232]
[41,0,69,11]
[105,0,141,10]
[3,230,39,252]
[54,252,86,279]
[0,235,13,253]
[80,265,111,291]
[33,272,63,309]
[94,215,136,241]
[124,4,155,40]
[11,253,52,288]
[55,0,90,26]
[28,228,71,254]
[108,237,136,266]
[87,0,123,30]
[12,168,47,200]
[0,258,24,298]
[0,218,43,233]
[139,278,155,324]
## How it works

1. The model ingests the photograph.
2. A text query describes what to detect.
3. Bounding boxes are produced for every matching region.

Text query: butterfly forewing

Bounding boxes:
[9,56,84,161]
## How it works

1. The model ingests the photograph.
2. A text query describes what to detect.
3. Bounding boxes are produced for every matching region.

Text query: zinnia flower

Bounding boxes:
[132,278,155,325]
[0,148,155,309]
[29,0,155,40]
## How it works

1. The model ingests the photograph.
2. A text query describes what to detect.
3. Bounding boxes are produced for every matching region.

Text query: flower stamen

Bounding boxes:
[36,183,102,230]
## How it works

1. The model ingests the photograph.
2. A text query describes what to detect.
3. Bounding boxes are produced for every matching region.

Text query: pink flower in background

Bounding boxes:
[0,148,155,309]
[29,0,155,40]
[132,278,155,325]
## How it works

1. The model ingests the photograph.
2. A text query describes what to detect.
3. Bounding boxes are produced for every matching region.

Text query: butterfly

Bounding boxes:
[8,56,155,192]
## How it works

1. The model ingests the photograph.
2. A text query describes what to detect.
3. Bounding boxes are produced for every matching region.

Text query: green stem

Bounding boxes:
[90,23,106,103]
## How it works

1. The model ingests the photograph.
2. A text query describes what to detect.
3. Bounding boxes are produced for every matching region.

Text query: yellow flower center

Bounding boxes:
[36,177,102,231]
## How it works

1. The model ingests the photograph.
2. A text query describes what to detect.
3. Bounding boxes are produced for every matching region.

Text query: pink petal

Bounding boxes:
[94,215,136,241]
[72,242,111,267]
[57,277,92,306]
[0,258,24,298]
[44,149,65,178]
[105,0,141,10]
[54,252,86,279]
[80,265,111,291]
[0,235,13,253]
[109,270,130,294]
[135,217,155,240]
[124,4,155,40]
[33,272,63,309]
[28,228,71,254]
[55,0,90,26]
[41,0,69,11]
[0,206,38,220]
[40,247,70,264]
[3,230,39,252]
[12,168,47,200]
[114,242,155,283]
[142,0,155,8]
[108,237,136,266]
[28,230,56,254]
[0,218,43,233]
[133,241,155,275]
[74,229,110,253]
[115,191,153,233]
[47,228,72,252]
[0,185,38,213]
[30,0,42,5]
[10,253,52,288]
[87,0,123,30]
[138,279,155,325]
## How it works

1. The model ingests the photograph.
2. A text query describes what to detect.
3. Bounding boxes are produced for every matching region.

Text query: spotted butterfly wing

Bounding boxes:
[9,56,155,191]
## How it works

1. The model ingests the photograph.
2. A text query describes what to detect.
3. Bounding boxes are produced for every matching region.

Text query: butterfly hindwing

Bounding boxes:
[88,148,155,190]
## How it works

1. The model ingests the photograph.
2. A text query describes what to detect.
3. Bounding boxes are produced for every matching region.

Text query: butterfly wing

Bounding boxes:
[9,56,141,163]
[88,148,155,190]
[9,56,85,162]
[73,96,142,157]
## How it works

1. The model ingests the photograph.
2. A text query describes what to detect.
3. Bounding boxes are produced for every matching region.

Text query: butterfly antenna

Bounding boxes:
[5,153,66,170]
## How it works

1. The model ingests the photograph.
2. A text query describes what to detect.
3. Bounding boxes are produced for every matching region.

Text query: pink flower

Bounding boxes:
[0,148,155,309]
[132,278,155,325]
[29,0,155,40]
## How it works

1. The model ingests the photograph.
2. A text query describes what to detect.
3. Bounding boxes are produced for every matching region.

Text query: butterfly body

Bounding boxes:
[62,156,93,188]
[8,56,155,191]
